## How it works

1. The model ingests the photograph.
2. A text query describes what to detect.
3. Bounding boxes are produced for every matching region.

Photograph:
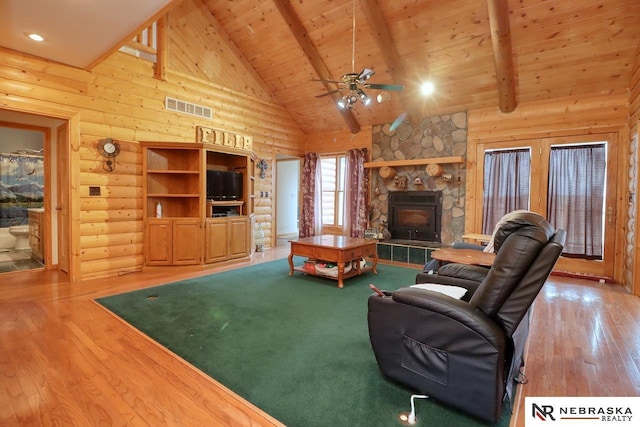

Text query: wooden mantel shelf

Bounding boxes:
[364,156,464,168]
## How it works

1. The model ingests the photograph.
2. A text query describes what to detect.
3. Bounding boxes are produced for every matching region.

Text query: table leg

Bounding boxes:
[288,251,294,276]
[337,262,344,288]
[371,249,379,274]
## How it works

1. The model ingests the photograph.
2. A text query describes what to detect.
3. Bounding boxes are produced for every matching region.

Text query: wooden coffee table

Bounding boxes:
[288,235,378,288]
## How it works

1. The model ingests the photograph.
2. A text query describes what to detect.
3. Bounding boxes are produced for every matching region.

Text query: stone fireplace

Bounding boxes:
[388,191,442,242]
[369,112,468,245]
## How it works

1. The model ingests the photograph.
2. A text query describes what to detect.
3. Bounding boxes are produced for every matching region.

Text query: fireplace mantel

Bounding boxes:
[364,156,464,169]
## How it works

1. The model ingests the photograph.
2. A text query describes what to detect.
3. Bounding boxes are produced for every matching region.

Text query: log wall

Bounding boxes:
[304,127,372,154]
[629,49,640,295]
[0,2,304,281]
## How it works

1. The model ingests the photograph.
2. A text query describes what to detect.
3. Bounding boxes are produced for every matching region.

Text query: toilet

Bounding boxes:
[8,225,30,250]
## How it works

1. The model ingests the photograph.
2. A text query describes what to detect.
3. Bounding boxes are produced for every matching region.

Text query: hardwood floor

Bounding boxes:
[1,245,638,426]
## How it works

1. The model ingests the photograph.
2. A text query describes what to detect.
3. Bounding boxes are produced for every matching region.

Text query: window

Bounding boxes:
[320,155,346,229]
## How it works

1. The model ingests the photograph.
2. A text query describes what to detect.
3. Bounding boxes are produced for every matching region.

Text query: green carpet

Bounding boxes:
[97,258,511,427]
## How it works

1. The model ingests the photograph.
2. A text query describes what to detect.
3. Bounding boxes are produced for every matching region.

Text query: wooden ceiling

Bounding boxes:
[203,0,640,135]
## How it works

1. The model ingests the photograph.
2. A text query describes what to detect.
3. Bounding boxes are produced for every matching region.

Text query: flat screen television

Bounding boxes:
[206,170,243,201]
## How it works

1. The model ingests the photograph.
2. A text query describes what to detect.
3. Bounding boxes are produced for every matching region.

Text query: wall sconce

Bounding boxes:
[413,177,424,186]
[441,173,453,182]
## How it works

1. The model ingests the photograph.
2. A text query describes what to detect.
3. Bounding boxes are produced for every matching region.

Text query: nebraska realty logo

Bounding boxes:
[525,397,639,426]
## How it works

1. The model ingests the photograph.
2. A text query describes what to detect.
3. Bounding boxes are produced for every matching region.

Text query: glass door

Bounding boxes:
[474,133,618,279]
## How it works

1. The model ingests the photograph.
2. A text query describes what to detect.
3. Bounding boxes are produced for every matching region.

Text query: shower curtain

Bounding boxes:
[0,154,45,228]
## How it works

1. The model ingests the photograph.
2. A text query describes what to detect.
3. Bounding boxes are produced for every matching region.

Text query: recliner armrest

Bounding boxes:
[390,287,505,349]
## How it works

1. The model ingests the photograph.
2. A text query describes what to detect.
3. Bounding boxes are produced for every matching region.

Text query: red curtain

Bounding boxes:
[299,152,318,238]
[346,148,369,238]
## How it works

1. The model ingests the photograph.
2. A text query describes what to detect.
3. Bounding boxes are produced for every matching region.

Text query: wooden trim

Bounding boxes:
[155,16,168,80]
[126,40,157,56]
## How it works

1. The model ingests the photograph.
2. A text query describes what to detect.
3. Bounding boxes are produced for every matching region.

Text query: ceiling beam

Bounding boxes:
[358,0,422,122]
[487,0,517,113]
[271,0,361,134]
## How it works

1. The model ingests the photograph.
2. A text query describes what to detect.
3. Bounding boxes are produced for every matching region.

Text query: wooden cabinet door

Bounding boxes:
[204,219,228,263]
[29,212,43,262]
[228,217,249,259]
[173,219,201,265]
[146,219,172,265]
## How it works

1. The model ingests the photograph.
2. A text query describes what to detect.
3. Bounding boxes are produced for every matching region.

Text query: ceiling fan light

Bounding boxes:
[337,98,347,109]
[357,89,371,106]
[421,81,435,95]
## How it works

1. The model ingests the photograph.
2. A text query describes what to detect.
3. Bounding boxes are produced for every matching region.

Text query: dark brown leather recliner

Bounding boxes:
[367,212,566,422]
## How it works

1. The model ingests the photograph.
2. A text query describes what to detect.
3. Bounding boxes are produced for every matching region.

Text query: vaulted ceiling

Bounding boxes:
[2,0,640,135]
[203,0,640,134]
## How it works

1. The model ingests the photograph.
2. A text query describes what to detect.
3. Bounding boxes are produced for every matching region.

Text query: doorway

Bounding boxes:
[472,133,619,279]
[0,109,65,273]
[275,157,300,246]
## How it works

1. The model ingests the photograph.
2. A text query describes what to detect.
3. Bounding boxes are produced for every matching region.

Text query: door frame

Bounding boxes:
[469,132,620,280]
[275,156,301,240]
[0,101,80,281]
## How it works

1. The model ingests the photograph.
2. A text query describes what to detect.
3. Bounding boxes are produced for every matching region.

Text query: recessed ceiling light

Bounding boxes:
[421,81,435,96]
[26,33,45,42]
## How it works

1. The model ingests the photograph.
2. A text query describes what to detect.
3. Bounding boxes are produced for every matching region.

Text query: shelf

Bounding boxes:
[364,156,464,168]
[147,170,200,174]
[209,201,244,206]
[293,265,374,281]
[148,193,200,198]
[147,147,200,171]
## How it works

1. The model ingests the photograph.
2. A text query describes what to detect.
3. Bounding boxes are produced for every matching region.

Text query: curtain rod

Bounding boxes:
[0,152,44,158]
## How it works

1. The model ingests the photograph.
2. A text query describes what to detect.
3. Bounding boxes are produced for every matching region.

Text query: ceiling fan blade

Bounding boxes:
[366,83,404,91]
[315,89,342,98]
[311,78,343,85]
[357,68,375,82]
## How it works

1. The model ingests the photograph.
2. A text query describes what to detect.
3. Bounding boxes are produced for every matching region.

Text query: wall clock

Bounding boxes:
[97,138,120,172]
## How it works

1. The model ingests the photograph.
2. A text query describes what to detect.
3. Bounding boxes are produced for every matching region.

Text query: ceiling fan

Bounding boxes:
[313,0,404,109]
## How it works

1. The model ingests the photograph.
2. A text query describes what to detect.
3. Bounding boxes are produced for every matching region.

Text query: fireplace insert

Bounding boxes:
[388,191,442,242]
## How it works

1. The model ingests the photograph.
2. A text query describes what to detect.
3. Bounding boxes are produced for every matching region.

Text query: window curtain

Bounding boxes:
[482,149,530,234]
[547,144,605,258]
[299,152,319,238]
[345,148,369,238]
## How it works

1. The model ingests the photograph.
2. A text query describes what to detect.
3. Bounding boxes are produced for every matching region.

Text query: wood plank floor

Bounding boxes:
[1,244,638,426]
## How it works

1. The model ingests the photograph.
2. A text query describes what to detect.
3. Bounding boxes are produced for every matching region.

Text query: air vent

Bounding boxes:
[165,97,213,119]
